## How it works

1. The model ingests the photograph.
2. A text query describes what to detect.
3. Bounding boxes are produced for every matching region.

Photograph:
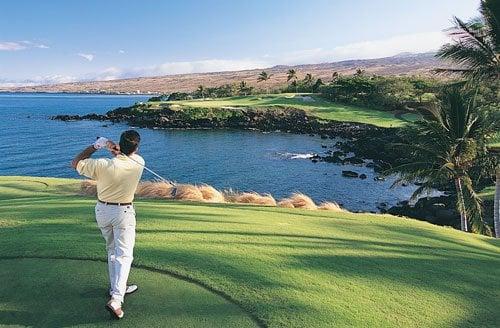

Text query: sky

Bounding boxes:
[0,0,480,86]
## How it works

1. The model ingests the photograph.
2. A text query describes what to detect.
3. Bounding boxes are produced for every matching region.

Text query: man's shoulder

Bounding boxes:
[80,157,111,166]
[130,154,145,165]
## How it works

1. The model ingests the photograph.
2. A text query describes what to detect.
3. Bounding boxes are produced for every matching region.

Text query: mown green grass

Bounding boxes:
[0,258,255,327]
[151,94,414,128]
[1,176,499,327]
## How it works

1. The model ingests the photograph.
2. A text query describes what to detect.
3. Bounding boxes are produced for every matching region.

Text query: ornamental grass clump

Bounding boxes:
[135,181,175,199]
[278,193,317,210]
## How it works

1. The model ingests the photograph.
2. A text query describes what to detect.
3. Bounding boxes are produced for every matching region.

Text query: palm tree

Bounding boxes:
[437,0,500,237]
[302,73,314,92]
[436,0,499,81]
[303,73,313,84]
[287,69,297,83]
[287,69,298,93]
[197,85,205,99]
[354,68,365,76]
[496,170,500,237]
[312,78,324,93]
[257,71,272,93]
[238,81,250,96]
[492,147,500,237]
[390,87,498,234]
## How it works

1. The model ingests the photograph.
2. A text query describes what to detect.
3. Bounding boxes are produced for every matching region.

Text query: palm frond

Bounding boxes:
[437,4,499,81]
[479,0,500,52]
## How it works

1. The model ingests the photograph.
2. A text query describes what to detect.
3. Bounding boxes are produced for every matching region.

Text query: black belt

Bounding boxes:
[98,199,133,206]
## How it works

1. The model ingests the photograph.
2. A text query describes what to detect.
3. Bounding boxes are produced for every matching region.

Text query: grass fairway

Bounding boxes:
[1,176,499,327]
[152,94,414,128]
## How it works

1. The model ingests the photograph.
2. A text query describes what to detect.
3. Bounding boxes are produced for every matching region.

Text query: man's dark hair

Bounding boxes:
[119,130,141,155]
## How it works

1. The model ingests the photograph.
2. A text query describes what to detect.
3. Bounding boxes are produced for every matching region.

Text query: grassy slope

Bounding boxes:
[1,176,499,327]
[151,94,415,128]
[0,258,255,327]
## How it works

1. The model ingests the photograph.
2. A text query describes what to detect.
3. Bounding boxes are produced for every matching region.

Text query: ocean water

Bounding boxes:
[0,93,417,211]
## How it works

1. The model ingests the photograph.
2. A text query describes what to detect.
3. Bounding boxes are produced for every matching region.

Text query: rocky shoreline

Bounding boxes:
[53,104,405,167]
[53,105,380,138]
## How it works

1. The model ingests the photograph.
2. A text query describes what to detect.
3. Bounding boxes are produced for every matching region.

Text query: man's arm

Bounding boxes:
[71,137,119,170]
[71,145,97,169]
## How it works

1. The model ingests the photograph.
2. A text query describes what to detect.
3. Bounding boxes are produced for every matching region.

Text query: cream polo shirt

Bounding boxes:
[76,154,145,203]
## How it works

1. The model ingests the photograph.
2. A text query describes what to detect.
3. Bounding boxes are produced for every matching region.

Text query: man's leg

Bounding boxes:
[96,204,116,295]
[101,227,117,296]
[110,207,136,303]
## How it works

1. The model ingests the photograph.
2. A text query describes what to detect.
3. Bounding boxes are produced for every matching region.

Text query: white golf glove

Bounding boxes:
[93,137,109,150]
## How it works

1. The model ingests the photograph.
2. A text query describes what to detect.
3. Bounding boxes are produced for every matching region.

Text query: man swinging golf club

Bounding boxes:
[71,130,144,319]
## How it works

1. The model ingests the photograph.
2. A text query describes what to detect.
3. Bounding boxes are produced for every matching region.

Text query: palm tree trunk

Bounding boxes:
[455,177,469,232]
[494,166,500,238]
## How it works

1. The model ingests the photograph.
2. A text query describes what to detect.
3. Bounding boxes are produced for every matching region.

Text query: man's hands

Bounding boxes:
[106,140,121,156]
[94,137,121,156]
[93,137,109,150]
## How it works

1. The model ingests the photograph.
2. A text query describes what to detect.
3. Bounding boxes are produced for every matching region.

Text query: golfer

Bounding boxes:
[71,130,144,319]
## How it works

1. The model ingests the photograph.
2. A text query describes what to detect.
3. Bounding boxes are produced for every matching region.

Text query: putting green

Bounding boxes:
[0,258,257,327]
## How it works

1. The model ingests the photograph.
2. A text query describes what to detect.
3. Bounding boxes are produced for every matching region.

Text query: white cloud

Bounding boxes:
[118,50,125,54]
[326,31,448,61]
[269,31,448,65]
[153,58,268,75]
[78,53,94,61]
[0,42,27,51]
[0,74,76,88]
[88,58,269,81]
[0,41,49,51]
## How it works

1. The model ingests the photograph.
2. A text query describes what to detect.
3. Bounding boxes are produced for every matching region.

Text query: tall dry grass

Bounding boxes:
[80,180,97,196]
[318,201,344,212]
[79,180,345,211]
[229,191,277,206]
[278,193,317,210]
[198,184,225,203]
[172,184,205,201]
[135,181,174,199]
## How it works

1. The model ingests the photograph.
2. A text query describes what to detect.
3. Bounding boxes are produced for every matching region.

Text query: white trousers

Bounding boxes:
[95,202,136,303]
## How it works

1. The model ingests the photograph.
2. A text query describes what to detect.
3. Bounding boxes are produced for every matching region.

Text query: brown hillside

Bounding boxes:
[3,53,447,94]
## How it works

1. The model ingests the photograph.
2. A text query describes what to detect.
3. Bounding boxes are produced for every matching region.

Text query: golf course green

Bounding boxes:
[1,176,499,327]
[151,94,417,128]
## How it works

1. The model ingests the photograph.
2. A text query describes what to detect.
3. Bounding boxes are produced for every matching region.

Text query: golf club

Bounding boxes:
[124,153,170,183]
[98,136,170,183]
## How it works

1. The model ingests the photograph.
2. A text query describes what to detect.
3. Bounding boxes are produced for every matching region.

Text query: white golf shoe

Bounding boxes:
[106,298,124,319]
[108,284,139,296]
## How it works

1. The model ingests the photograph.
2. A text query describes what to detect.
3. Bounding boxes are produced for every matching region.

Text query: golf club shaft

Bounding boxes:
[124,153,170,183]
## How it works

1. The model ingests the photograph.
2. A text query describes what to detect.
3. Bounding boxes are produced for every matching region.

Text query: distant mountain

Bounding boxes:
[2,52,449,94]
